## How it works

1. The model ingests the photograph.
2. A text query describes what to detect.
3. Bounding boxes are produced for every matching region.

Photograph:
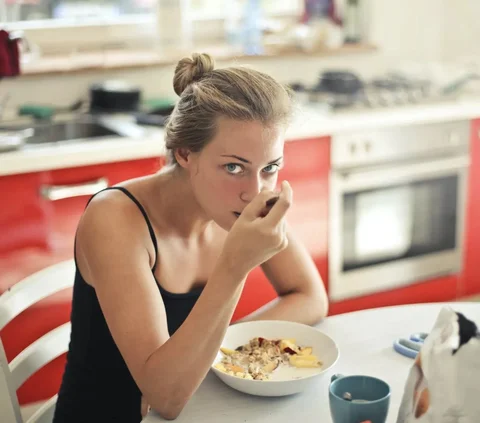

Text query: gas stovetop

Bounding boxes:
[290,73,448,112]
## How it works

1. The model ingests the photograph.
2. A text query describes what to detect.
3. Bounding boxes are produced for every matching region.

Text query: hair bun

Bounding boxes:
[173,53,215,96]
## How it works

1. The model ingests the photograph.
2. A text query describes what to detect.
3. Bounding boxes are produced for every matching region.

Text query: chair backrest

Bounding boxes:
[0,259,75,423]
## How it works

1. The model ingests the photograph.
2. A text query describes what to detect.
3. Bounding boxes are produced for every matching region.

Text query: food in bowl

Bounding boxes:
[211,321,339,397]
[214,336,322,380]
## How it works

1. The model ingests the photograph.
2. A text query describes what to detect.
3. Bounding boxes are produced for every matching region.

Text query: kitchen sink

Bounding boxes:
[0,117,131,151]
[0,115,151,153]
[21,119,125,145]
[25,120,121,144]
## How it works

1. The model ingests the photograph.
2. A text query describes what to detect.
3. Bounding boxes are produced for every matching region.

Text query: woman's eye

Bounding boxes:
[225,163,243,174]
[262,164,280,174]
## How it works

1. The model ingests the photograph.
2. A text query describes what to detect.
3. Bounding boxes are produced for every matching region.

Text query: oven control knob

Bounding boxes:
[364,141,372,152]
[349,143,357,154]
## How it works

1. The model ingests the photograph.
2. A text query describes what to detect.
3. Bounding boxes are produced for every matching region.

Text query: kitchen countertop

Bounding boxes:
[2,97,480,177]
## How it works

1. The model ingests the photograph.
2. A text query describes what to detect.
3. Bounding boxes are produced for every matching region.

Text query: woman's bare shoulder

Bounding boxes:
[81,186,143,226]
[83,173,157,223]
[75,185,157,285]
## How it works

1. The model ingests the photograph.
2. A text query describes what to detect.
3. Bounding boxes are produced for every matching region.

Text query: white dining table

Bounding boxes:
[142,301,479,423]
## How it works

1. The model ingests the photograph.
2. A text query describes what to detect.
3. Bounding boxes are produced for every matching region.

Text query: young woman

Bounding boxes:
[53,53,328,423]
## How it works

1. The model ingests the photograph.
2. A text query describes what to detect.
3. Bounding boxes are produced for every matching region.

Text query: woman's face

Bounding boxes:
[182,117,285,231]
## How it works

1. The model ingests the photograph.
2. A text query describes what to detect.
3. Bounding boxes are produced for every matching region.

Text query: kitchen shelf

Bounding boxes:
[21,42,377,77]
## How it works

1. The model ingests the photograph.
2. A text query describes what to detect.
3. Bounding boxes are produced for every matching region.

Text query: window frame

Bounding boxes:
[4,0,303,55]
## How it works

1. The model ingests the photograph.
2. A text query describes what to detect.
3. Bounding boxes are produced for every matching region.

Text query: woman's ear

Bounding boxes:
[174,148,191,169]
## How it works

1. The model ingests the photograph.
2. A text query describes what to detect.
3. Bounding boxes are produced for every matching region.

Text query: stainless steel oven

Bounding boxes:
[328,120,470,301]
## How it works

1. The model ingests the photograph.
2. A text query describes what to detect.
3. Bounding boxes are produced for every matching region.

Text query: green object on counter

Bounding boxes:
[142,98,176,110]
[18,104,55,120]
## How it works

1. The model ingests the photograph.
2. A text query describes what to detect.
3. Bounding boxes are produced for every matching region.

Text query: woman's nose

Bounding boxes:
[239,175,263,203]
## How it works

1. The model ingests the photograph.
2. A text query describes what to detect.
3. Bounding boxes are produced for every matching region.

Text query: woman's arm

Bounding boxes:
[76,186,291,420]
[238,225,329,325]
[77,196,245,420]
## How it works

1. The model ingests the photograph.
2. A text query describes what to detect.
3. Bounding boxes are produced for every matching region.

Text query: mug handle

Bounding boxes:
[331,373,345,383]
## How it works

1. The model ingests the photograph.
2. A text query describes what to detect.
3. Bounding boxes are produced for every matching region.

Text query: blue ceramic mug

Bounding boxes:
[329,374,391,423]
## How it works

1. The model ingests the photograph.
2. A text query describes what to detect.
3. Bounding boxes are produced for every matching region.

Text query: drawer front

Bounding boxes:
[43,158,163,252]
[0,172,50,254]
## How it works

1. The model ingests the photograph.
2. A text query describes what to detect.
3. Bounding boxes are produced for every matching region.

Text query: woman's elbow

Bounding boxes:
[151,395,188,421]
[312,291,329,323]
[321,294,329,318]
[152,403,184,421]
[157,409,181,421]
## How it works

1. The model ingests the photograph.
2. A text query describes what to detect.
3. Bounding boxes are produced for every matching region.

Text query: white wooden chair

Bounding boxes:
[0,259,75,423]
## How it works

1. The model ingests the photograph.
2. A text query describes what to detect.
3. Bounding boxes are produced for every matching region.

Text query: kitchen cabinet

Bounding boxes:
[0,172,51,255]
[460,118,480,297]
[0,156,163,405]
[0,157,164,292]
[232,136,331,321]
[41,158,163,267]
[329,275,459,316]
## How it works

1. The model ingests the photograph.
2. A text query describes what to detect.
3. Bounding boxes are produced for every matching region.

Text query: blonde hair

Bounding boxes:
[165,53,293,164]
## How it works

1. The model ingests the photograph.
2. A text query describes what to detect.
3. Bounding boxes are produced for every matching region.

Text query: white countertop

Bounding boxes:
[2,98,480,177]
[288,97,480,139]
[142,302,480,423]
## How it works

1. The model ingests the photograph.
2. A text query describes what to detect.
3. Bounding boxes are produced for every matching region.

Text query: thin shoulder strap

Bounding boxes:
[87,186,159,271]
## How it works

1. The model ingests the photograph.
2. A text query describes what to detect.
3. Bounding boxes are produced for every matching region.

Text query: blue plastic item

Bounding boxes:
[393,333,428,359]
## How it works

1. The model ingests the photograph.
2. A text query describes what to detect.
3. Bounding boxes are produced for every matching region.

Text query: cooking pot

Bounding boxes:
[318,71,363,95]
[89,80,142,113]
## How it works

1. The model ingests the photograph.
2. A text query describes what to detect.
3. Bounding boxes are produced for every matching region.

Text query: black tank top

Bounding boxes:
[53,187,203,423]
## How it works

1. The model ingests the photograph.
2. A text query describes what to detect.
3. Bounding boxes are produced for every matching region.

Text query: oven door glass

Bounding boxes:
[342,175,458,271]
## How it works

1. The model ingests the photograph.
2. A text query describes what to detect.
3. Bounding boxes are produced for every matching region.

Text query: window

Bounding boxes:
[189,0,302,20]
[1,0,155,24]
[2,0,301,25]
[3,0,303,55]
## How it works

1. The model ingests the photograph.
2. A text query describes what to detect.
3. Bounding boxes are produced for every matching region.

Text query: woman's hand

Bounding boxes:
[221,180,292,278]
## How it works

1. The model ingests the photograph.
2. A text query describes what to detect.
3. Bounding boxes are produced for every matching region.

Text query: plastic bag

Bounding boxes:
[396,306,480,423]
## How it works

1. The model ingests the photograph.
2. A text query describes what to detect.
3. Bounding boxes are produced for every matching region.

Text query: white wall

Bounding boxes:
[366,0,447,63]
[442,2,480,62]
[2,0,477,113]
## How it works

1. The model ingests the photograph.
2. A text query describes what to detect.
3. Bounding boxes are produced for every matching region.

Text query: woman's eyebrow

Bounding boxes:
[220,155,283,165]
[221,154,251,164]
[268,156,283,164]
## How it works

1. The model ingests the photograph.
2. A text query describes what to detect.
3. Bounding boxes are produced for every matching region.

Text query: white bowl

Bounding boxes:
[211,320,339,397]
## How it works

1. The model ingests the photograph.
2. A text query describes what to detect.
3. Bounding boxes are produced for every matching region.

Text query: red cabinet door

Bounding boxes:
[232,137,331,321]
[460,118,480,297]
[280,137,330,285]
[0,172,51,255]
[0,157,163,406]
[329,275,459,316]
[42,157,163,261]
[0,157,163,293]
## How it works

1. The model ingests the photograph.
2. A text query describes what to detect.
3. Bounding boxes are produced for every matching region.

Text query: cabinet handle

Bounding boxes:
[40,177,109,201]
